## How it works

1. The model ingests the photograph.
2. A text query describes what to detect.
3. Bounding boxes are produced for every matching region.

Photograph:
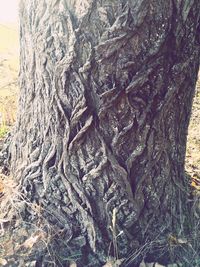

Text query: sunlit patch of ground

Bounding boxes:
[0,24,19,129]
[0,23,19,53]
[186,76,200,188]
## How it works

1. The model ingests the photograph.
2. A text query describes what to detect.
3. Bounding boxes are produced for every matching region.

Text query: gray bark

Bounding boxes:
[9,0,200,266]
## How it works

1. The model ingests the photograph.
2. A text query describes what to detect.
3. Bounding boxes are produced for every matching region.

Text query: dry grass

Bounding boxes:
[0,174,60,266]
[0,23,19,136]
[0,174,21,222]
[0,24,19,53]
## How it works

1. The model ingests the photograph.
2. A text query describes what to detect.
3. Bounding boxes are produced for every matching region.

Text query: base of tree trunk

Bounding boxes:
[1,171,200,267]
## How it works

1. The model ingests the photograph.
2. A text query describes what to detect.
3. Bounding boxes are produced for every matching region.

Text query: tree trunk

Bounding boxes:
[10,0,200,266]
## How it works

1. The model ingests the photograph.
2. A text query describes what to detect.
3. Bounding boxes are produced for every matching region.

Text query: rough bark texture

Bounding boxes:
[9,0,200,266]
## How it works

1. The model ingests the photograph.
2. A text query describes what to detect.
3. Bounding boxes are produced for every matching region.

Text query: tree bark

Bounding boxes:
[10,0,200,266]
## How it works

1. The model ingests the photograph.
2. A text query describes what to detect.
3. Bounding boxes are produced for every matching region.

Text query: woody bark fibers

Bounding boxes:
[10,0,200,266]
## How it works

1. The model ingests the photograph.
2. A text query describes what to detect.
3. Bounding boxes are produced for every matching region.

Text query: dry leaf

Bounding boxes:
[3,240,14,256]
[69,261,77,267]
[23,234,40,249]
[0,258,7,266]
[177,238,187,244]
[103,262,113,267]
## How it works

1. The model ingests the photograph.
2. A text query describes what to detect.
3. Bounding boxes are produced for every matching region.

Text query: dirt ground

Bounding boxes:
[0,24,19,127]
